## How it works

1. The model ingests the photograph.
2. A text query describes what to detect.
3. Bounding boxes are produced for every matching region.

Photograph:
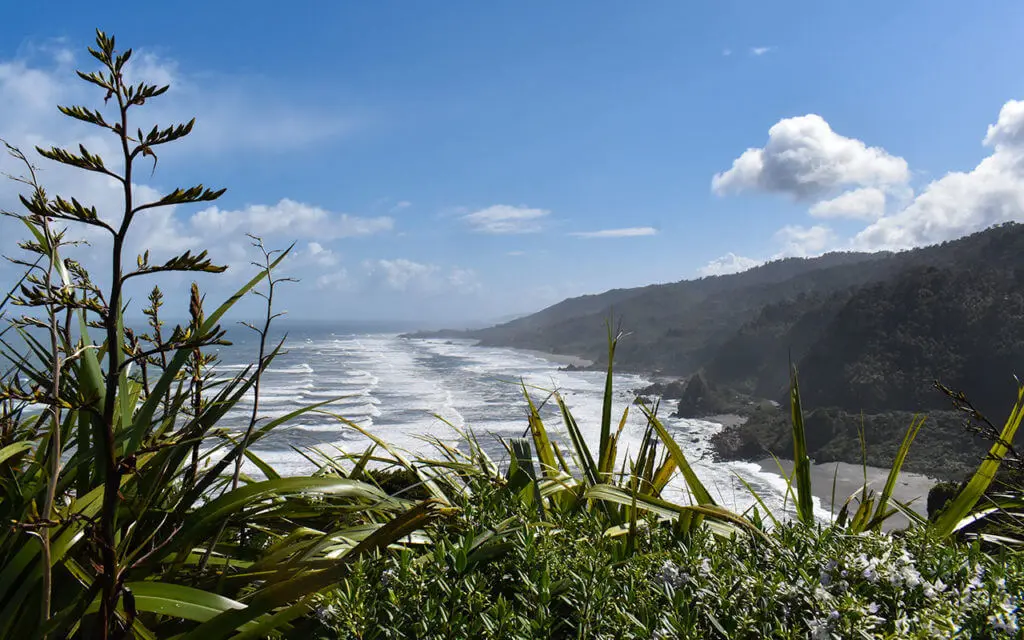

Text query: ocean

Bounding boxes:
[211,322,823,518]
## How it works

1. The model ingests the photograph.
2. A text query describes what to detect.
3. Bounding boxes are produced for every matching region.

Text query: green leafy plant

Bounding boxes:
[0,30,443,639]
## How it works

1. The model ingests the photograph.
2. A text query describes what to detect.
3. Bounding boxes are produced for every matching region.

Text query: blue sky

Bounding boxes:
[2,1,1024,326]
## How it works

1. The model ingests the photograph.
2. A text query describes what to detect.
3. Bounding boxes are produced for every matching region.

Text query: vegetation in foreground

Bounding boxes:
[0,30,1021,638]
[309,495,1024,639]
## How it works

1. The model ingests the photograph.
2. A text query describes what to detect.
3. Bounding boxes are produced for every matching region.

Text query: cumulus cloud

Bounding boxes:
[305,241,339,266]
[0,38,377,285]
[750,46,774,56]
[854,99,1024,250]
[462,205,550,234]
[712,114,909,199]
[984,100,1024,149]
[190,199,393,241]
[809,187,887,220]
[0,42,357,162]
[362,259,479,294]
[570,226,658,238]
[774,225,836,257]
[315,269,353,291]
[698,253,761,277]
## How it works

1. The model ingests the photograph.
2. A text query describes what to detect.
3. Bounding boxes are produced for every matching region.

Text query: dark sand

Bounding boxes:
[518,349,594,368]
[758,458,937,531]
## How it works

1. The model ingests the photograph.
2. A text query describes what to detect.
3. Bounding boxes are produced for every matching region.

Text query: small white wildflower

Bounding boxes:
[807,618,830,640]
[988,611,1019,636]
[659,560,685,589]
[901,566,922,588]
[863,567,878,583]
[699,558,712,576]
[922,579,947,599]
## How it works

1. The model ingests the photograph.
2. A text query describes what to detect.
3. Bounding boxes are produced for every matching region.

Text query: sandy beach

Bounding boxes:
[758,458,937,531]
[518,349,595,368]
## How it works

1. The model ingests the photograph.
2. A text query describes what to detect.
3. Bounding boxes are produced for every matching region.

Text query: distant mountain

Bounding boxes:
[469,251,889,372]
[439,223,1024,479]
[464,222,1024,417]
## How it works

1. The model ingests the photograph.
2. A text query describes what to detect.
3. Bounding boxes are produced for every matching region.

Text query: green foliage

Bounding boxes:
[0,31,443,639]
[2,27,1023,640]
[308,469,1024,639]
[932,384,1024,539]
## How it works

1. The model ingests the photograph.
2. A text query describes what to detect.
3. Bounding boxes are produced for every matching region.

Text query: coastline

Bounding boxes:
[758,458,936,530]
[517,348,595,368]
[701,413,748,429]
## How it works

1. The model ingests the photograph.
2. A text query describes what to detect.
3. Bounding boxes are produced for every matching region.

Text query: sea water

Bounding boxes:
[209,322,824,518]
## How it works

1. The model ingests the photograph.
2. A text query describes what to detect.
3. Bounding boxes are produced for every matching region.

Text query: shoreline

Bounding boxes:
[757,458,936,530]
[701,413,748,429]
[406,335,597,369]
[516,348,595,368]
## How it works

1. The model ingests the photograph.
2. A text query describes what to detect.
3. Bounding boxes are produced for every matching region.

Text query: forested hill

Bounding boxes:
[462,222,1024,417]
[469,251,890,371]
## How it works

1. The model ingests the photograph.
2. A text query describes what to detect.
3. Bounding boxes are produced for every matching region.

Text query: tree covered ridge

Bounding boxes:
[467,222,1024,417]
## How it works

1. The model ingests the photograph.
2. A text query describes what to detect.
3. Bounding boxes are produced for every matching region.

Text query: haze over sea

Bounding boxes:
[214,321,824,519]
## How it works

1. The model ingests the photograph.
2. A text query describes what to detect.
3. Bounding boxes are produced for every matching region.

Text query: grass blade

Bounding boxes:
[932,384,1024,538]
[788,365,815,525]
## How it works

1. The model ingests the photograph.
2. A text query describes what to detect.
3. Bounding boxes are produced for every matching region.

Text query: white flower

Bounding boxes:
[988,611,1019,636]
[659,560,685,589]
[923,579,947,599]
[901,566,922,588]
[807,618,831,640]
[699,558,712,575]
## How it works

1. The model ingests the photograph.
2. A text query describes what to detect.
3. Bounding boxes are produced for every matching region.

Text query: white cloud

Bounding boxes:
[750,46,774,56]
[0,39,357,165]
[809,187,887,220]
[855,99,1024,250]
[722,48,733,57]
[984,99,1024,149]
[305,241,339,266]
[774,225,836,257]
[369,258,437,290]
[462,205,550,234]
[361,258,479,294]
[190,199,393,240]
[506,250,526,257]
[712,114,909,199]
[0,39,377,285]
[391,200,412,212]
[315,269,353,291]
[447,267,482,294]
[570,226,658,239]
[698,253,761,277]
